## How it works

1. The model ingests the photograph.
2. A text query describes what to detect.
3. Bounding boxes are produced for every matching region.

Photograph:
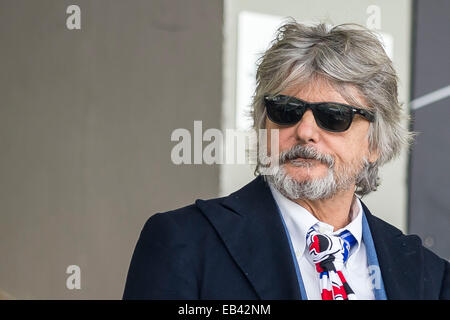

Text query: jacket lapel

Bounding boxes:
[196,176,302,300]
[362,201,424,299]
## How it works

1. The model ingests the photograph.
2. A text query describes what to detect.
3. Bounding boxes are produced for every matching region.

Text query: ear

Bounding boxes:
[368,147,379,164]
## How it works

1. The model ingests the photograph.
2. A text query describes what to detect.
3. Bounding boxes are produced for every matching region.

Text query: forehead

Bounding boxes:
[281,78,368,108]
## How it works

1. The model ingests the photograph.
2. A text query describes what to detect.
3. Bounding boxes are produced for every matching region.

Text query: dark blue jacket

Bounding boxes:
[123,176,450,299]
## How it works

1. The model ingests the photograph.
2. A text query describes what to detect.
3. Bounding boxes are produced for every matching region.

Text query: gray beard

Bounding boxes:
[264,156,369,201]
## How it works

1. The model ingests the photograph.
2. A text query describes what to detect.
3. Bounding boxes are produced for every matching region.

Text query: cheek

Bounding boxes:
[355,124,371,156]
[329,127,371,166]
[264,120,274,154]
[277,130,295,149]
[343,129,371,163]
[265,120,292,154]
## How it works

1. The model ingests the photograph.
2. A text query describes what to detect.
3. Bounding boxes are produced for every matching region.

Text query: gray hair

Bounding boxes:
[252,18,414,196]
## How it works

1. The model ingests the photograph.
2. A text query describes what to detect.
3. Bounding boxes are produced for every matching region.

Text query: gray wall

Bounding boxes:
[408,0,450,261]
[0,0,223,299]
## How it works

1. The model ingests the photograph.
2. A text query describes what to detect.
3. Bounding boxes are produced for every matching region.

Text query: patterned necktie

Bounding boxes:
[306,226,357,300]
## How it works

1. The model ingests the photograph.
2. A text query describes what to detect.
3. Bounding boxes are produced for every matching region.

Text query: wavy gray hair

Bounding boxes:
[252,18,414,196]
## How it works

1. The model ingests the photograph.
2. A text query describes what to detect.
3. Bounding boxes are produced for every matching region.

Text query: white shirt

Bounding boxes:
[269,185,375,300]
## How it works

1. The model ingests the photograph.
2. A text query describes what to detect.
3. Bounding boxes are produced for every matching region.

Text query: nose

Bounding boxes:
[294,109,320,144]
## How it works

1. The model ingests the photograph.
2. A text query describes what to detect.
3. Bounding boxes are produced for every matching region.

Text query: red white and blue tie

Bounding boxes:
[306,226,357,300]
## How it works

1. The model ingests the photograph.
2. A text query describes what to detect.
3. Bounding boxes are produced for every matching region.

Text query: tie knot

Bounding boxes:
[306,226,356,273]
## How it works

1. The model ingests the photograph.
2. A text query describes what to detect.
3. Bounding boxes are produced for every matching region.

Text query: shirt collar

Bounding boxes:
[269,184,363,258]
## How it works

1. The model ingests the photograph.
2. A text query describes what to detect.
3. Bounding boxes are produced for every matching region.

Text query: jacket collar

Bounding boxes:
[197,176,424,300]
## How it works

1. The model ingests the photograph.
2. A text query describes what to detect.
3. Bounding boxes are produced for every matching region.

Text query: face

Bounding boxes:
[264,79,378,199]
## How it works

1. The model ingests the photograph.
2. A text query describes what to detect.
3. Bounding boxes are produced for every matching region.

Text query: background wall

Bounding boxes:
[0,0,223,299]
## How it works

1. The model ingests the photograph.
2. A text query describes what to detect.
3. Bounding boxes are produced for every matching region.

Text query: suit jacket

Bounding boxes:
[123,176,450,300]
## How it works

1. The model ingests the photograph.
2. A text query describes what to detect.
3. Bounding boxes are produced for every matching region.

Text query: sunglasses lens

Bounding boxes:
[265,98,304,125]
[264,96,357,132]
[314,104,353,132]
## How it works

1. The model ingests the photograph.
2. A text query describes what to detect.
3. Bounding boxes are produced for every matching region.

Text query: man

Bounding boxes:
[123,20,450,300]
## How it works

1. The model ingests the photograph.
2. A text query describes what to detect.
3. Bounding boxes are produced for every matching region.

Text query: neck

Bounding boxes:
[294,186,356,231]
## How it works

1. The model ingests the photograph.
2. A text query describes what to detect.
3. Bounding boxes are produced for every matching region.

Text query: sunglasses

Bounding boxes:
[264,94,375,132]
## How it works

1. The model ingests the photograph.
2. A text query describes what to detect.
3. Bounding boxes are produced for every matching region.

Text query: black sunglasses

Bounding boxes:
[264,94,375,132]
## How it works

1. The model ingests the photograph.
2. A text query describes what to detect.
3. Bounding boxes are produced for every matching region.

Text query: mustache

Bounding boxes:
[279,145,335,168]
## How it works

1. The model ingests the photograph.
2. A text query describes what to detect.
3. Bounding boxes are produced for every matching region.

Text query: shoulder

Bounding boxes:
[367,209,444,264]
[124,201,222,299]
[138,196,227,247]
[366,211,423,247]
[361,199,425,251]
[363,203,450,299]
